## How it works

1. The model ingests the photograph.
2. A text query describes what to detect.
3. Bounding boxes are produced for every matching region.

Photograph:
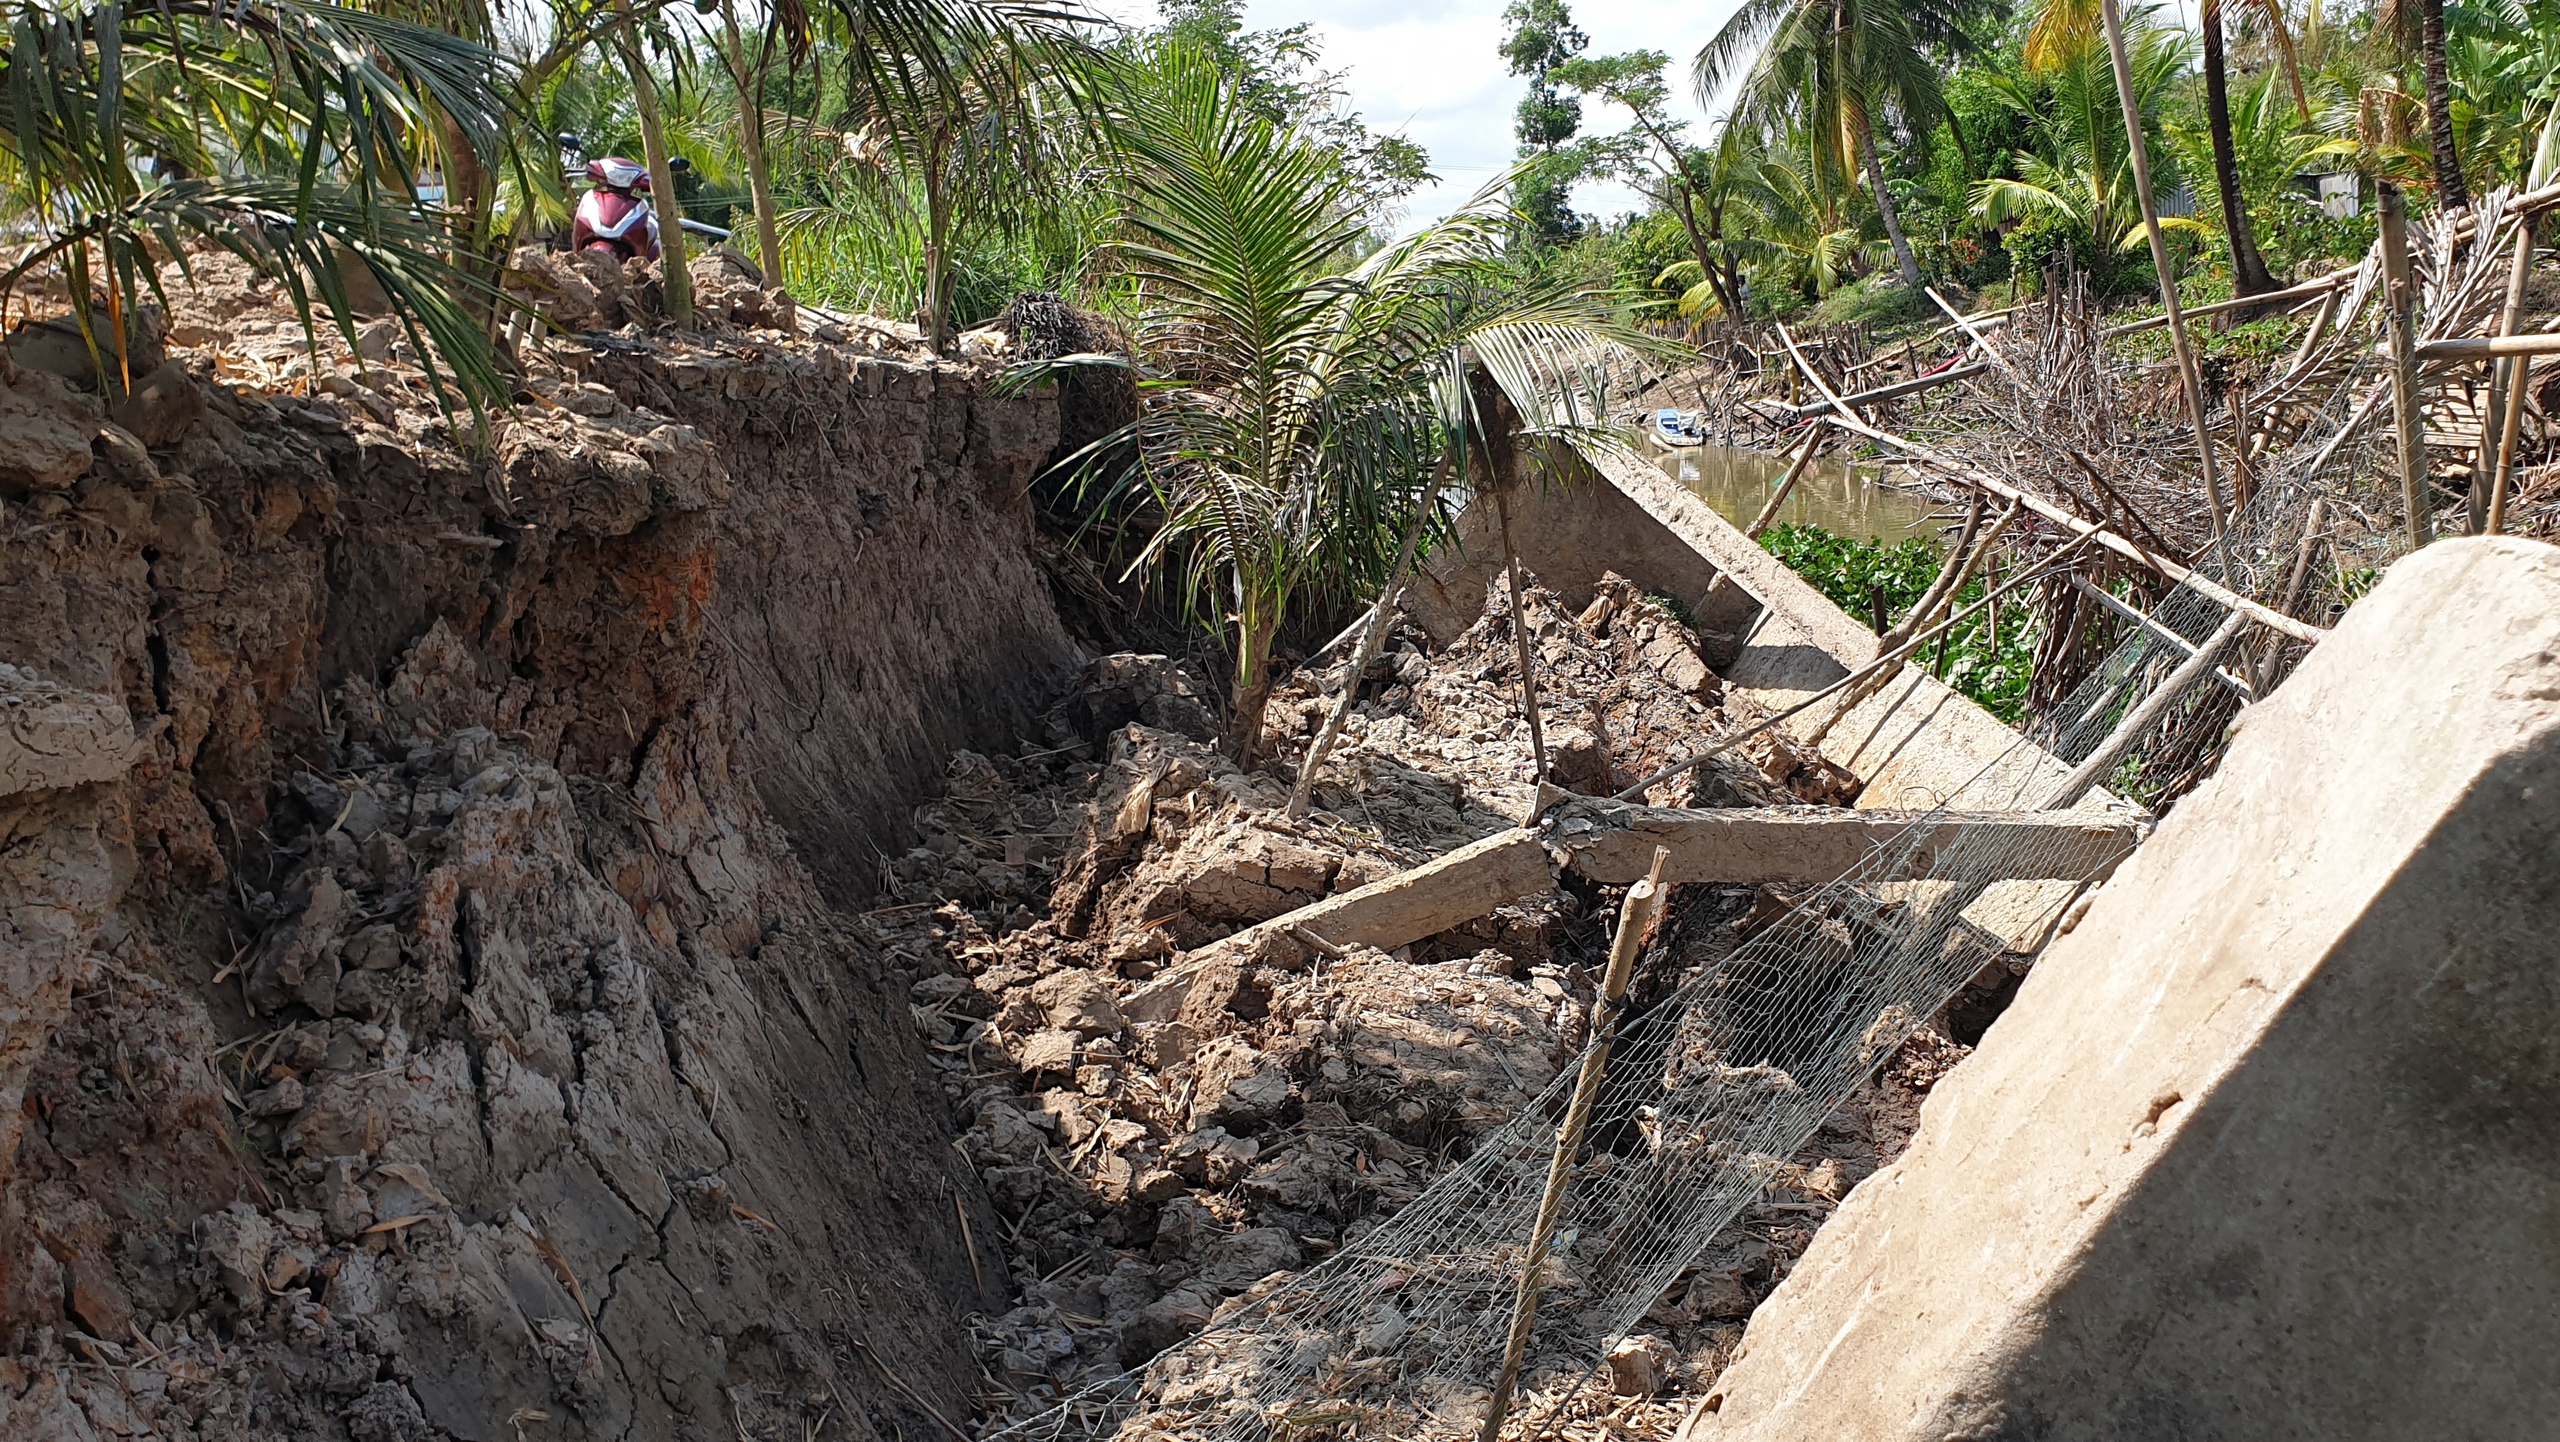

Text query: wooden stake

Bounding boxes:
[1289,453,1455,819]
[2098,0,2229,538]
[2254,497,2329,694]
[1494,485,1551,787]
[2378,181,2431,551]
[2486,216,2541,534]
[1478,846,1671,1442]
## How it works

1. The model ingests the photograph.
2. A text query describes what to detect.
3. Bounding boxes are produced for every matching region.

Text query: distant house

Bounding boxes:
[2293,170,2359,218]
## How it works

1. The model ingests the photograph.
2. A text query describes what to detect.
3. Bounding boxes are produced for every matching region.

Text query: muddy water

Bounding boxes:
[1652,440,1941,545]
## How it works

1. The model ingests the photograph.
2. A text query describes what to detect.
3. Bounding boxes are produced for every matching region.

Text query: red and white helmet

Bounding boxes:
[585,156,650,192]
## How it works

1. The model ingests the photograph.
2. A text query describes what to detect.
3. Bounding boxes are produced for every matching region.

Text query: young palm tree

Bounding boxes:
[1970,17,2196,261]
[0,0,515,407]
[1696,0,1982,293]
[1080,46,1643,766]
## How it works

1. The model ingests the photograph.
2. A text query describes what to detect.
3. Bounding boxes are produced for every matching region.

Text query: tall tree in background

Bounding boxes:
[1502,0,1589,244]
[2376,0,2471,208]
[1698,0,1978,292]
[2200,0,2280,294]
[2416,0,2469,208]
[1557,51,1740,314]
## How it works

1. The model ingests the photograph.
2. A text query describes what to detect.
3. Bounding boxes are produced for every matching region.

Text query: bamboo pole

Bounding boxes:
[2067,577,2257,701]
[2470,221,2534,532]
[2041,609,2251,810]
[1744,425,1827,537]
[2101,272,2348,336]
[1289,454,1455,820]
[1778,361,1991,421]
[2378,182,2431,551]
[2486,223,2543,535]
[1478,846,1670,1442]
[2414,332,2560,361]
[2098,0,2228,538]
[2254,497,2329,693]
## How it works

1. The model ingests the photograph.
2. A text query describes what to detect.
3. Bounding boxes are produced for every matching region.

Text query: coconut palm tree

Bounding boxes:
[0,0,515,407]
[1695,0,1984,293]
[1969,15,2196,262]
[2200,0,2281,294]
[2376,0,2470,208]
[2025,0,2307,295]
[1076,45,1643,766]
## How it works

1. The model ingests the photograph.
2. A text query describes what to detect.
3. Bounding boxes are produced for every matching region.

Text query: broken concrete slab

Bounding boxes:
[1410,439,2083,811]
[1689,536,2560,1442]
[1213,797,2138,964]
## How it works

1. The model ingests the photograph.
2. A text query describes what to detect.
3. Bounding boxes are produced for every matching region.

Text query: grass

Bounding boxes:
[1759,522,2038,723]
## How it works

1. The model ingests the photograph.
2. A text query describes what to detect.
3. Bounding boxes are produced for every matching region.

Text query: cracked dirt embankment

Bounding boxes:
[0,257,1073,1442]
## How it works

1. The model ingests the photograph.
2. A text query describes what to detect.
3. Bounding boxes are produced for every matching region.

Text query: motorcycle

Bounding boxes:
[570,155,662,264]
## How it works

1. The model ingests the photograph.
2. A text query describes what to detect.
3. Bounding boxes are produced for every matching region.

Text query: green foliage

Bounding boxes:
[1760,523,2038,721]
[1144,0,1433,226]
[0,0,516,410]
[1811,273,1922,324]
[1502,0,1591,246]
[1065,45,1649,757]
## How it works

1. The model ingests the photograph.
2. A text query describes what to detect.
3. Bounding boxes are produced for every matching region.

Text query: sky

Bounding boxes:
[1093,0,1756,231]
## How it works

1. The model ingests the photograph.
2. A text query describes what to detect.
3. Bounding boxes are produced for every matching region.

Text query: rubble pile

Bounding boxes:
[858,575,1946,1423]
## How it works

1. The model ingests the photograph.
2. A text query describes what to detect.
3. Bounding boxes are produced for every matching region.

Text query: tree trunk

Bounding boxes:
[614,0,692,327]
[1663,181,1731,319]
[2203,1,2280,297]
[922,130,955,356]
[718,0,785,291]
[2418,0,2468,212]
[1227,610,1281,768]
[1858,118,1924,292]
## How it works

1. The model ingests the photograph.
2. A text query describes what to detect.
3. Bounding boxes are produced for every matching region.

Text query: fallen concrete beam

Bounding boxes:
[1245,800,2143,959]
[1689,536,2560,1441]
[1278,828,1559,953]
[1545,799,2142,886]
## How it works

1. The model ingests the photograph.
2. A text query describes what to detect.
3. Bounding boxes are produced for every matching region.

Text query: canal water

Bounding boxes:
[1652,440,1941,545]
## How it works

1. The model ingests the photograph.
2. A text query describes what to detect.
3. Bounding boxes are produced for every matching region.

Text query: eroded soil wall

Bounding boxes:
[0,331,1069,1441]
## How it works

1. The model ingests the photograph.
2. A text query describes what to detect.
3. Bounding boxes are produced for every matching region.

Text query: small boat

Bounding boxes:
[1650,407,1707,448]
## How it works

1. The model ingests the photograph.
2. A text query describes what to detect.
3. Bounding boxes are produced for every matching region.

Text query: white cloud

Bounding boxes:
[1277,0,1755,231]
[1093,0,1755,232]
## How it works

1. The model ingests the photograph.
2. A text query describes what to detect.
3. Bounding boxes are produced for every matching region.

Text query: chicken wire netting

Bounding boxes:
[983,199,2480,1439]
